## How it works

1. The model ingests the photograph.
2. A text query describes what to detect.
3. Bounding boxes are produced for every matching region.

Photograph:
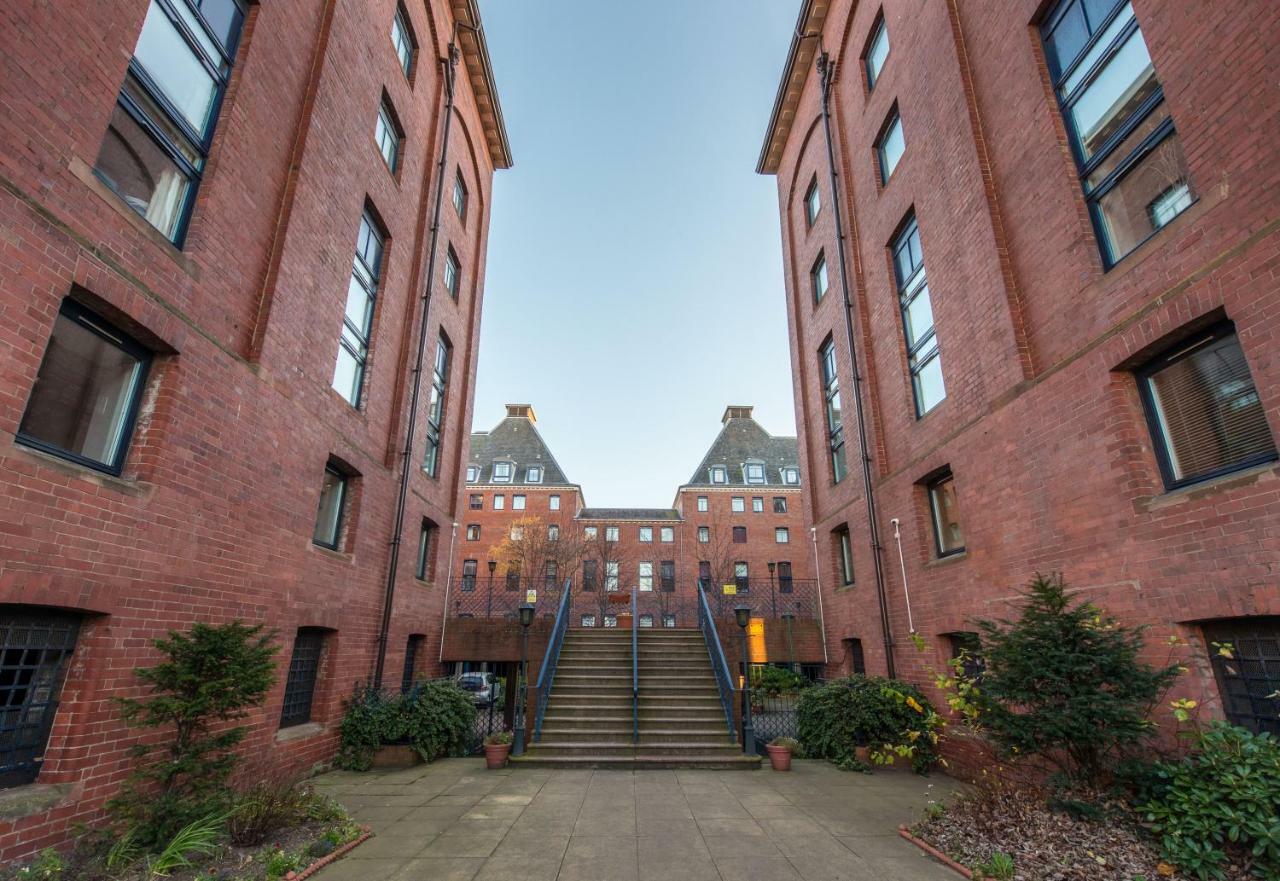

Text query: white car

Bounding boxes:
[457,672,501,707]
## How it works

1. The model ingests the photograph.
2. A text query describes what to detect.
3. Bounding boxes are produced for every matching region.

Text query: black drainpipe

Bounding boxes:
[815,48,896,679]
[373,39,462,690]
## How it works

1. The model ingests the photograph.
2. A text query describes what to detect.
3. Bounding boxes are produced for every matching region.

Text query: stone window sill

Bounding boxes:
[924,551,968,569]
[275,722,325,744]
[0,783,73,821]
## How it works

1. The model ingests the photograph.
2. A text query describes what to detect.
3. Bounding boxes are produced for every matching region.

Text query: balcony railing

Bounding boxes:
[445,576,567,620]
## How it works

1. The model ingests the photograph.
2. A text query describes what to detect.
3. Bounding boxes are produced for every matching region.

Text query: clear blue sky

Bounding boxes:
[473,0,799,508]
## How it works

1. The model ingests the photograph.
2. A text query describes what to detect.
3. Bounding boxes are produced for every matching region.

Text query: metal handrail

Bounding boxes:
[532,577,573,742]
[697,585,737,743]
[631,586,639,745]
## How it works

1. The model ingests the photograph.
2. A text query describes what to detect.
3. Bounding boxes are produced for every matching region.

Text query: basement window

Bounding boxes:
[280,629,325,729]
[581,615,596,628]
[0,611,80,788]
[662,615,677,628]
[1202,617,1279,735]
[639,614,654,628]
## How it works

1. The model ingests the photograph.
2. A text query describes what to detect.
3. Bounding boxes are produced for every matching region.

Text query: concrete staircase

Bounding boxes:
[513,628,760,769]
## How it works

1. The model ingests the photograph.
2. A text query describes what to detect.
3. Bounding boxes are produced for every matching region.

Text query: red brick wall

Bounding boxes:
[0,0,500,860]
[769,0,1280,731]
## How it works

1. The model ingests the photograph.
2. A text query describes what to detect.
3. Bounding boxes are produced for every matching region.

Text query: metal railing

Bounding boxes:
[697,578,820,620]
[631,586,639,745]
[697,585,737,743]
[532,577,573,742]
[447,576,566,619]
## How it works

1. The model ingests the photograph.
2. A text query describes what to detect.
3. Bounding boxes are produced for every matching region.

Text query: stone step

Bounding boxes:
[509,753,760,771]
[536,728,732,744]
[531,742,743,757]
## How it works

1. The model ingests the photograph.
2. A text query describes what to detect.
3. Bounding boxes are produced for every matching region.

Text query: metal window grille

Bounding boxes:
[402,635,423,694]
[0,612,80,788]
[280,630,324,728]
[1204,618,1279,735]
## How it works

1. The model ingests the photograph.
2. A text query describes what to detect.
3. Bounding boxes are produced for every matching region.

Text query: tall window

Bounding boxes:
[773,497,788,513]
[734,562,749,592]
[732,526,747,544]
[312,465,348,550]
[844,637,866,675]
[17,300,153,475]
[0,611,80,788]
[752,497,764,513]
[876,108,905,184]
[544,560,558,588]
[548,524,560,541]
[605,561,619,592]
[93,0,248,244]
[415,518,436,580]
[811,252,829,303]
[864,13,889,89]
[893,216,945,416]
[698,526,709,543]
[697,496,708,512]
[390,4,415,79]
[512,495,526,511]
[493,494,504,510]
[927,469,965,557]
[777,561,793,593]
[401,634,423,692]
[375,98,402,173]
[638,562,654,592]
[461,559,477,590]
[1202,618,1279,735]
[820,339,847,482]
[804,177,821,226]
[731,497,745,513]
[582,560,598,591]
[443,246,461,299]
[834,526,854,586]
[280,630,325,728]
[452,169,468,221]
[333,212,385,407]
[549,494,561,510]
[660,527,674,543]
[423,335,450,477]
[698,561,712,590]
[1137,323,1276,489]
[1041,0,1195,265]
[660,561,675,591]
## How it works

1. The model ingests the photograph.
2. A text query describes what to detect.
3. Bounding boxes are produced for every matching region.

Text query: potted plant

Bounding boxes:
[484,730,514,768]
[766,736,798,771]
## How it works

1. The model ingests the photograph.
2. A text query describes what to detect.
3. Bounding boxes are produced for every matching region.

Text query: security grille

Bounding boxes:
[1204,618,1279,735]
[280,630,324,728]
[0,612,80,788]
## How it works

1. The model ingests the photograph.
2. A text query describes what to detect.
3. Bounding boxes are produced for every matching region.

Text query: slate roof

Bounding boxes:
[685,415,801,487]
[578,508,682,522]
[468,416,572,485]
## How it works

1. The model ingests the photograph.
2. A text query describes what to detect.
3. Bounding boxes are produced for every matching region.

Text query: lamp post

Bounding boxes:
[486,560,497,617]
[767,561,777,619]
[782,612,797,673]
[734,605,756,756]
[512,602,535,756]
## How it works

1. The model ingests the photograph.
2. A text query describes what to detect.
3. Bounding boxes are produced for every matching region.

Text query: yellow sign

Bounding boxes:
[722,584,736,596]
[748,617,767,664]
[526,590,537,604]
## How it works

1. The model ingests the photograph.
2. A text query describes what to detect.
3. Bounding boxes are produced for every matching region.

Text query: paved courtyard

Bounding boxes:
[311,758,964,881]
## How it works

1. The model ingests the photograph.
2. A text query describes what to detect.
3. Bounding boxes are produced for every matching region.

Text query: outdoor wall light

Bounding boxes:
[517,602,535,628]
[734,605,751,629]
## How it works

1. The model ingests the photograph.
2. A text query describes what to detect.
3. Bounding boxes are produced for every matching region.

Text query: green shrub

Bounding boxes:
[483,730,513,746]
[336,680,476,770]
[227,778,315,847]
[970,574,1180,787]
[752,666,809,696]
[15,848,63,880]
[1143,722,1280,880]
[797,675,941,773]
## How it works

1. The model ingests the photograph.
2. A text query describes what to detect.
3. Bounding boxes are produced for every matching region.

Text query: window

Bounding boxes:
[548,524,560,541]
[835,526,854,586]
[662,615,677,628]
[509,525,523,541]
[505,566,519,590]
[423,335,450,477]
[416,519,436,580]
[461,559,477,590]
[782,467,800,485]
[584,526,598,540]
[390,4,415,78]
[811,252,829,303]
[443,247,461,299]
[693,496,708,514]
[710,466,728,484]
[526,465,543,483]
[731,497,745,513]
[512,495,526,511]
[1137,324,1276,489]
[1042,0,1195,265]
[402,634,423,693]
[332,212,385,407]
[653,526,670,543]
[893,217,946,416]
[864,14,889,89]
[732,526,747,544]
[312,465,348,550]
[927,470,965,556]
[493,461,513,482]
[466,524,480,541]
[876,109,905,184]
[17,300,152,475]
[550,494,561,510]
[745,463,766,484]
[773,497,788,513]
[660,561,675,591]
[639,614,654,628]
[698,561,712,589]
[698,526,710,543]
[948,632,985,681]
[778,561,794,593]
[280,629,325,728]
[804,177,821,226]
[581,614,597,628]
[843,637,867,675]
[466,465,479,482]
[639,527,653,543]
[820,339,848,482]
[469,493,483,510]
[734,562,749,592]
[605,561,619,592]
[0,611,80,788]
[1202,618,1279,735]
[605,526,619,542]
[375,99,402,173]
[604,615,618,628]
[638,562,653,591]
[583,560,598,591]
[776,527,790,544]
[92,0,247,244]
[452,169,468,221]
[493,494,505,510]
[544,560,558,588]
[752,497,764,513]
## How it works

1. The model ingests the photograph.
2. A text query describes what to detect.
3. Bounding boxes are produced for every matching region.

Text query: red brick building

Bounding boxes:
[759,0,1280,735]
[0,0,509,858]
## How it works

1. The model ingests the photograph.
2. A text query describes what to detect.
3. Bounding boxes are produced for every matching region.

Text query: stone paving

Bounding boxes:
[311,758,964,881]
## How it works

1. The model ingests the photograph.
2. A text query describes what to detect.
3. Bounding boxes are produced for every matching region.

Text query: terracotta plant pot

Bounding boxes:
[765,745,792,771]
[855,745,871,765]
[484,742,511,769]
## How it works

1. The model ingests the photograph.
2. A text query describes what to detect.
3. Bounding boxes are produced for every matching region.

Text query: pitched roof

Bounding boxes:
[468,416,572,485]
[578,508,682,522]
[685,415,801,488]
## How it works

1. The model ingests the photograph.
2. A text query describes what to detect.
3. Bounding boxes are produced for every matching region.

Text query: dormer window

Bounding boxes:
[493,461,513,483]
[710,465,728,484]
[526,465,543,484]
[782,467,800,485]
[466,465,479,482]
[744,462,766,484]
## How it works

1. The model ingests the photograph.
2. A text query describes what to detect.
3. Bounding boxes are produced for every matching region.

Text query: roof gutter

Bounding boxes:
[756,0,827,175]
[453,0,513,169]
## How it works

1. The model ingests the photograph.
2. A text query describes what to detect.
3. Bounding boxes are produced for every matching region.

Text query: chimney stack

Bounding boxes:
[505,403,537,422]
[721,405,754,425]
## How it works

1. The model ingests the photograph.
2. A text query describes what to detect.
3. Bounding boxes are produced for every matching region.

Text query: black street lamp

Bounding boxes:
[513,602,535,756]
[767,561,777,618]
[782,612,797,672]
[734,604,756,756]
[486,560,497,617]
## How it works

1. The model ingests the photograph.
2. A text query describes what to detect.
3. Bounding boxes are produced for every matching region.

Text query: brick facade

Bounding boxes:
[759,0,1280,735]
[0,0,509,859]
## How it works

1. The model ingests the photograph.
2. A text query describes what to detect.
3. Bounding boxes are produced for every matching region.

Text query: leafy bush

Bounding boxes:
[227,778,315,847]
[970,574,1179,786]
[768,736,800,750]
[752,666,810,696]
[1143,722,1280,880]
[336,680,476,770]
[797,675,941,773]
[483,730,513,746]
[15,849,63,880]
[107,622,278,849]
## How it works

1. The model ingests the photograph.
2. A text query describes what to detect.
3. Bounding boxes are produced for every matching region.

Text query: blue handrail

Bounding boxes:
[532,577,573,742]
[631,586,639,745]
[697,585,737,743]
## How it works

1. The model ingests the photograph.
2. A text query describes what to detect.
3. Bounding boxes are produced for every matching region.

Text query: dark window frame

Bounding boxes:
[401,634,423,693]
[844,636,866,675]
[820,338,848,482]
[834,525,855,586]
[335,210,387,408]
[279,629,325,728]
[312,465,348,551]
[926,469,965,558]
[375,95,403,174]
[804,176,821,226]
[0,610,80,788]
[732,526,747,544]
[444,245,461,299]
[390,3,417,80]
[892,215,944,417]
[415,518,435,580]
[452,168,468,222]
[423,334,451,477]
[863,12,889,91]
[811,251,829,303]
[875,106,904,185]
[1202,617,1279,735]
